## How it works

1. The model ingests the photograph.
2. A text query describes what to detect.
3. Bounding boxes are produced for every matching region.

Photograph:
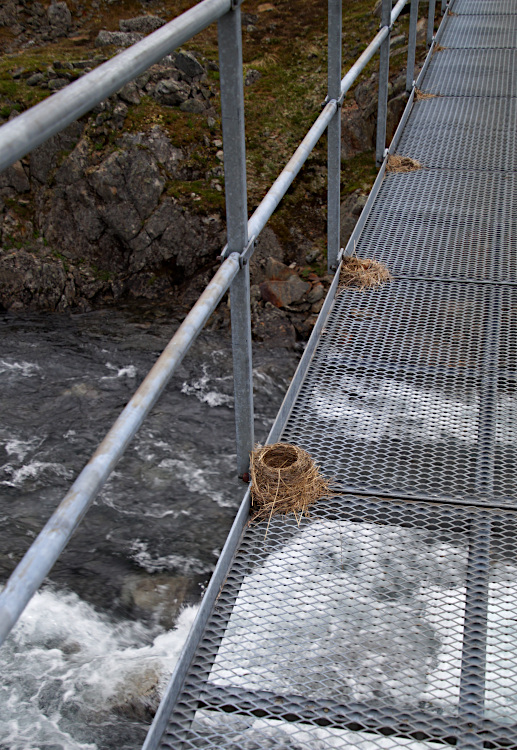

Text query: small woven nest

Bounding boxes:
[387,154,423,173]
[415,87,437,100]
[338,256,392,290]
[250,443,332,530]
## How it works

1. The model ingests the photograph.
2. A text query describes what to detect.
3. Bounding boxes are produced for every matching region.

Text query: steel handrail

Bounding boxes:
[0,253,241,644]
[0,0,232,173]
[0,0,441,649]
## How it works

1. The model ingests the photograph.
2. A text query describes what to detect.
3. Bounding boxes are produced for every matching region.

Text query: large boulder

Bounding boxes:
[95,30,144,47]
[175,51,204,79]
[47,1,71,37]
[259,259,310,308]
[153,79,190,106]
[119,15,164,34]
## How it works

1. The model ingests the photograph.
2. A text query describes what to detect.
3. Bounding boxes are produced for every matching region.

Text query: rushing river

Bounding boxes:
[0,308,299,750]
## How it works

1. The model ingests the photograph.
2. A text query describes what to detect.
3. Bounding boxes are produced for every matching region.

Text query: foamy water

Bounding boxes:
[191,518,517,747]
[1,588,197,750]
[181,354,235,408]
[0,313,299,749]
[311,375,517,446]
[0,359,42,378]
[311,375,480,443]
[211,519,467,708]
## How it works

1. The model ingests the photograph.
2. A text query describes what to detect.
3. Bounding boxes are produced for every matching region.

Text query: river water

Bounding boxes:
[0,308,299,750]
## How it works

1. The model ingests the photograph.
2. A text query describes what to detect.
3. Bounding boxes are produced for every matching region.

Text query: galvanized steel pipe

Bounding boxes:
[218,7,254,478]
[327,0,343,272]
[391,0,409,24]
[0,253,240,647]
[0,0,231,173]
[339,27,389,100]
[234,3,409,252]
[376,0,392,166]
[427,0,437,45]
[406,0,419,92]
[247,100,337,241]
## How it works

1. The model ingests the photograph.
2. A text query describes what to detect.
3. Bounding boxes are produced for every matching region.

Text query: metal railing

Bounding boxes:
[0,0,444,650]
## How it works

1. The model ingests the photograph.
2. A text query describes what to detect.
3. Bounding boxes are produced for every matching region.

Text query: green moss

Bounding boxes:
[91,264,112,281]
[341,150,378,196]
[167,179,225,213]
[52,249,69,271]
[124,96,211,146]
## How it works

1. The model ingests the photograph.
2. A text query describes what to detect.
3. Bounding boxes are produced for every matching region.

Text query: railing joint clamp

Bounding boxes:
[239,236,256,267]
[322,96,341,110]
[230,0,243,9]
[337,247,344,263]
[219,235,255,266]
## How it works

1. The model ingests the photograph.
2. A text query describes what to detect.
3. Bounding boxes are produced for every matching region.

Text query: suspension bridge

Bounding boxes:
[1,0,516,747]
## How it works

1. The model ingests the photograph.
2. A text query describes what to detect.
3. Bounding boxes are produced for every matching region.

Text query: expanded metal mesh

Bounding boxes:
[397,96,516,170]
[422,49,517,96]
[354,170,517,281]
[160,496,517,749]
[152,2,517,749]
[440,14,517,48]
[280,280,517,506]
[454,0,517,13]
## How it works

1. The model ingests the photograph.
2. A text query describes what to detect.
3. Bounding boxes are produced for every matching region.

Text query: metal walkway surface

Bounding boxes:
[147,3,517,748]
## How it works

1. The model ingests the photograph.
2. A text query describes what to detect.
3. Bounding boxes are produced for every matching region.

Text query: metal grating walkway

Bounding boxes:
[152,2,517,748]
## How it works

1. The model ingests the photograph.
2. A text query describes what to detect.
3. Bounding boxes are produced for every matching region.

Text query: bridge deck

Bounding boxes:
[152,2,517,748]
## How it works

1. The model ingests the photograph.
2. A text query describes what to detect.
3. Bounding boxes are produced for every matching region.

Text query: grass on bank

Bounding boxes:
[0,0,432,261]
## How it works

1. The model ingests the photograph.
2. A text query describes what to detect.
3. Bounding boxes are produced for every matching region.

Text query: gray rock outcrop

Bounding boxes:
[119,15,164,34]
[47,1,72,37]
[95,30,144,48]
[0,116,225,312]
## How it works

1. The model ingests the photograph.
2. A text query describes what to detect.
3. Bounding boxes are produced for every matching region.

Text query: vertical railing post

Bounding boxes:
[427,0,437,46]
[327,0,342,273]
[406,0,419,93]
[375,0,391,166]
[218,3,254,479]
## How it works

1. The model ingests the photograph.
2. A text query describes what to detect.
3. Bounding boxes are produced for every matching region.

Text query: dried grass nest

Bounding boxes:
[386,154,423,173]
[250,443,333,529]
[338,256,392,290]
[415,87,437,100]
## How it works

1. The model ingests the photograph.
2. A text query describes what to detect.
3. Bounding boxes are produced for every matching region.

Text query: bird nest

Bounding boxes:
[338,256,392,290]
[414,87,437,100]
[250,443,332,531]
[386,154,423,173]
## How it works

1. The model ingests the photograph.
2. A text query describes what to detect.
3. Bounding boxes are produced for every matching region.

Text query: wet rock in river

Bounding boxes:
[121,573,194,628]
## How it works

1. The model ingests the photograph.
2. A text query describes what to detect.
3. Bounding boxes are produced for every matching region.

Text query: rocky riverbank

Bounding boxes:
[0,0,431,345]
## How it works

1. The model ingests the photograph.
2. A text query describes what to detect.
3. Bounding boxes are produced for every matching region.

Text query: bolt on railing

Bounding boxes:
[0,0,439,649]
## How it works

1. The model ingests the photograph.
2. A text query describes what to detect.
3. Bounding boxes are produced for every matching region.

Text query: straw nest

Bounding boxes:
[415,87,437,100]
[338,256,392,290]
[387,154,423,173]
[250,443,332,528]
